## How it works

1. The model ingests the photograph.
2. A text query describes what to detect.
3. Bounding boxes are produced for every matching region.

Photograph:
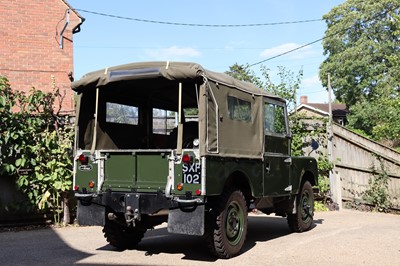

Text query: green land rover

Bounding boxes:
[72,61,318,259]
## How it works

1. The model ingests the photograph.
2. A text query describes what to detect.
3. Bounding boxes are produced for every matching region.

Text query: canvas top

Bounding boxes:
[71,61,283,101]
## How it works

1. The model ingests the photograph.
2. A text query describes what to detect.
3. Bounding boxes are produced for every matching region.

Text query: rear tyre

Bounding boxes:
[206,189,248,259]
[287,180,314,232]
[103,219,146,250]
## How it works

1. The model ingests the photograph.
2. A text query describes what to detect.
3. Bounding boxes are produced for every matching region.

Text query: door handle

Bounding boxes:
[284,158,292,164]
[265,162,270,174]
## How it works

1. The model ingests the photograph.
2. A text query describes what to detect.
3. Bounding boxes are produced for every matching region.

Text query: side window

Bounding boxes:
[106,102,138,125]
[264,102,287,135]
[153,108,177,134]
[227,96,252,122]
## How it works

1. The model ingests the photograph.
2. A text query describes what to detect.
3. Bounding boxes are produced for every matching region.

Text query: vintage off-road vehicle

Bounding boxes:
[72,61,318,259]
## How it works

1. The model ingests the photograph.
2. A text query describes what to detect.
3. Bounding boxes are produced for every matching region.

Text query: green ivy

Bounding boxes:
[0,76,74,224]
[290,113,333,206]
[363,156,391,212]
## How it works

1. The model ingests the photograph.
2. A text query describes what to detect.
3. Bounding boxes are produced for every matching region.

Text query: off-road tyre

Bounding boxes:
[102,220,146,250]
[287,180,314,232]
[205,188,248,259]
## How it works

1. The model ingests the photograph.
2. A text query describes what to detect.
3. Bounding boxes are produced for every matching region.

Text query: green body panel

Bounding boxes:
[101,151,169,192]
[135,153,169,191]
[290,156,319,193]
[263,155,290,196]
[103,153,136,190]
[204,155,316,199]
[74,152,98,193]
[205,156,263,197]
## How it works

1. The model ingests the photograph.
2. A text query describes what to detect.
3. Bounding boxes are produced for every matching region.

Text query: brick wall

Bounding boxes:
[0,0,82,114]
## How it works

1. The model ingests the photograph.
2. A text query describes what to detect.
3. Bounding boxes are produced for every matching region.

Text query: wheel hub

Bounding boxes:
[227,211,239,237]
[225,201,244,245]
[301,191,312,221]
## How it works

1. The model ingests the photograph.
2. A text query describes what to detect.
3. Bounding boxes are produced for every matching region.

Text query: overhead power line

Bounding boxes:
[249,7,396,67]
[74,8,322,27]
[249,38,324,67]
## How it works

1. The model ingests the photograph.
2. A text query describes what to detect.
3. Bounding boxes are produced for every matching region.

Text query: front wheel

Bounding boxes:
[287,180,314,232]
[206,189,248,259]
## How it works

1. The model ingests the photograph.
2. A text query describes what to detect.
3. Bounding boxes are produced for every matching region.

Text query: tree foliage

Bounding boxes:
[320,0,400,148]
[0,76,74,224]
[226,63,302,112]
[225,63,264,89]
[319,0,400,106]
[363,156,391,212]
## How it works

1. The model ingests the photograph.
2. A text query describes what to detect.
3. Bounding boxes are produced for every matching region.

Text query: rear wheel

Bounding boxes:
[103,219,146,250]
[206,189,248,259]
[287,181,314,232]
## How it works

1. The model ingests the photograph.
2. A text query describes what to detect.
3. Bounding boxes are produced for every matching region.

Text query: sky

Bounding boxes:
[68,0,345,103]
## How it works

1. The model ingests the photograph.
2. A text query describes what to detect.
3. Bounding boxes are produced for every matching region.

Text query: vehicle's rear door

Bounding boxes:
[102,150,170,192]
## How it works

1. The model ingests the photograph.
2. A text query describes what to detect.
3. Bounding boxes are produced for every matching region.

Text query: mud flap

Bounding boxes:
[167,205,204,236]
[77,201,105,226]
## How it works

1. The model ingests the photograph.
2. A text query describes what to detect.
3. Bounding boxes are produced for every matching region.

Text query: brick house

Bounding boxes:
[0,1,84,220]
[296,95,349,126]
[0,0,84,115]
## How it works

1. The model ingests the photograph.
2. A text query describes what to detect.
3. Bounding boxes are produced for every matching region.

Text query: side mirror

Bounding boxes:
[311,139,319,151]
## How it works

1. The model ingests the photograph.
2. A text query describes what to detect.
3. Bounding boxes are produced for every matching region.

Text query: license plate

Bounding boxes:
[182,163,201,184]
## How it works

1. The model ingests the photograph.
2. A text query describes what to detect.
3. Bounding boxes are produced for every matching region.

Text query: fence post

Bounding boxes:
[327,74,342,210]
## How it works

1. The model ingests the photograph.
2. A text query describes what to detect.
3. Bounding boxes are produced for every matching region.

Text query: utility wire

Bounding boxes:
[249,38,323,67]
[74,8,322,27]
[249,7,396,67]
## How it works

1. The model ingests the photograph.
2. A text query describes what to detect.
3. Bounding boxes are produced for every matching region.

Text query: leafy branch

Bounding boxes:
[0,76,74,224]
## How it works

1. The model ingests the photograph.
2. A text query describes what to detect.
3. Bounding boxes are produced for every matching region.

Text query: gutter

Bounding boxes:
[72,15,85,34]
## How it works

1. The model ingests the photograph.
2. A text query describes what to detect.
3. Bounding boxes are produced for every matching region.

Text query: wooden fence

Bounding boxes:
[330,124,400,210]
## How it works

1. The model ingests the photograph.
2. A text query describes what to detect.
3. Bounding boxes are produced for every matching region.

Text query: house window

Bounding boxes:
[227,96,252,122]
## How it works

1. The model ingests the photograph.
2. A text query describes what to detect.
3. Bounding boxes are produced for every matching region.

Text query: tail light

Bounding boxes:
[78,154,89,165]
[182,154,193,164]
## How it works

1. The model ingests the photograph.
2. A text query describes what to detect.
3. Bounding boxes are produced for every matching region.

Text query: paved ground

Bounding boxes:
[0,210,399,266]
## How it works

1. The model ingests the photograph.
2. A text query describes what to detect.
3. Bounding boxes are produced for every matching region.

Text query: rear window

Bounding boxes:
[153,108,177,135]
[227,96,252,122]
[106,102,138,125]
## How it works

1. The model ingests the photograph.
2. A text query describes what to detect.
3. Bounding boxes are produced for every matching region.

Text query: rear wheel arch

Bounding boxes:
[302,170,317,187]
[224,171,253,205]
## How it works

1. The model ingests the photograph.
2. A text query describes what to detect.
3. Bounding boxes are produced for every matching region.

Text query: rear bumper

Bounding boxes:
[75,191,205,229]
[75,190,204,215]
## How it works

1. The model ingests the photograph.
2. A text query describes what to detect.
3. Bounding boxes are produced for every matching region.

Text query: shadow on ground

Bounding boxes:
[0,227,91,265]
[98,215,321,262]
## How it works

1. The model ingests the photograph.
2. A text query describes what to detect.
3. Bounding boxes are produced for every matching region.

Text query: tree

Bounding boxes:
[320,0,400,148]
[225,63,263,89]
[226,64,302,112]
[261,65,303,112]
[347,95,400,148]
[0,76,74,224]
[319,0,400,106]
